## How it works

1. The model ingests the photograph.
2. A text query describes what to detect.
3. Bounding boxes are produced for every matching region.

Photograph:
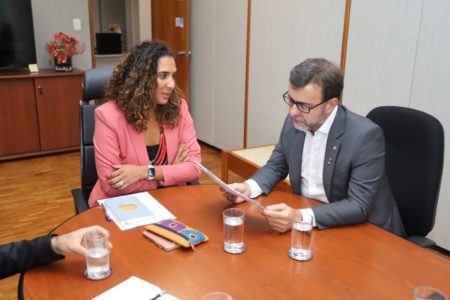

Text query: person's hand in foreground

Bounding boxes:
[51,225,112,256]
[262,204,302,233]
[221,182,252,204]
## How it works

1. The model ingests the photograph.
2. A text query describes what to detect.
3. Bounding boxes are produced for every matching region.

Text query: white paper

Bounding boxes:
[193,161,265,209]
[98,192,175,231]
[92,276,178,300]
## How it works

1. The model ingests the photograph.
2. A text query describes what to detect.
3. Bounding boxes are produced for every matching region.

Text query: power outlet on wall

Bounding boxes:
[73,18,81,31]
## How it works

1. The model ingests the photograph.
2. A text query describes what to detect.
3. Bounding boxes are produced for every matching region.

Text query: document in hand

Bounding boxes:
[92,276,178,300]
[193,161,265,209]
[99,192,175,231]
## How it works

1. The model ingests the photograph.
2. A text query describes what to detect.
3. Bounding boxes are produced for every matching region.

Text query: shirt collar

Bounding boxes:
[316,105,338,135]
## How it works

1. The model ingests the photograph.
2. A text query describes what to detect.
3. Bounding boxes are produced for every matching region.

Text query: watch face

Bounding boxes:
[148,166,155,179]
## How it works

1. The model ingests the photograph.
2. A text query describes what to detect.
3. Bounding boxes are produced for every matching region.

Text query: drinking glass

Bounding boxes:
[83,230,111,280]
[201,291,233,300]
[288,217,313,261]
[413,286,447,300]
[223,208,246,254]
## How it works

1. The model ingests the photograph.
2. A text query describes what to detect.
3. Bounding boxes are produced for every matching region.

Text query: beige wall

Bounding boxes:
[31,0,92,70]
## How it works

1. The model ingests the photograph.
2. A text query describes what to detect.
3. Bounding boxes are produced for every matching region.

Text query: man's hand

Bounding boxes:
[51,226,112,256]
[220,182,251,204]
[107,164,147,190]
[261,203,302,232]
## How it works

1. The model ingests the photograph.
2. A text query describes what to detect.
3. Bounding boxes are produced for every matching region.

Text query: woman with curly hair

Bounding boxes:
[88,40,201,207]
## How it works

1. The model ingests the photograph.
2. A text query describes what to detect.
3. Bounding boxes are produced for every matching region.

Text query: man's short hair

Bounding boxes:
[289,58,344,102]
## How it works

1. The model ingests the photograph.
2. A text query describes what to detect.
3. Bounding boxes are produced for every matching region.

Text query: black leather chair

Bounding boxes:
[366,106,444,247]
[71,67,113,214]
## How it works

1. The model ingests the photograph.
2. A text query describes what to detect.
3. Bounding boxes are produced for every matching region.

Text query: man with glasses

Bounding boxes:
[223,58,405,237]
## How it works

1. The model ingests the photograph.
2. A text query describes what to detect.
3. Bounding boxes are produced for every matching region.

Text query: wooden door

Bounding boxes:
[152,0,190,102]
[0,79,40,156]
[35,75,83,151]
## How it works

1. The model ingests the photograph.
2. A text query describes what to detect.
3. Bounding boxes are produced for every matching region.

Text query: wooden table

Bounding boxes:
[21,185,450,299]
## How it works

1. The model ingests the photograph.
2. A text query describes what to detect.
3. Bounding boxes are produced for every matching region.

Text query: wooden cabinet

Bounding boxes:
[0,69,83,160]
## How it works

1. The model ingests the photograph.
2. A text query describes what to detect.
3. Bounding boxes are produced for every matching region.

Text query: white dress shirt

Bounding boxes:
[246,106,338,227]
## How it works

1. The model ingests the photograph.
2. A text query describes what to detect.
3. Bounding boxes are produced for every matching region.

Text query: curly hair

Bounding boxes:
[104,40,182,131]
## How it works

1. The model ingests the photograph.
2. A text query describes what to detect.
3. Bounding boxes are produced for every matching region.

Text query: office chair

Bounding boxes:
[366,106,444,247]
[71,67,114,214]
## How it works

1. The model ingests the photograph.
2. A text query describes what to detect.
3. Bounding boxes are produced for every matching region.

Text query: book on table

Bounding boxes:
[93,276,178,300]
[99,192,175,230]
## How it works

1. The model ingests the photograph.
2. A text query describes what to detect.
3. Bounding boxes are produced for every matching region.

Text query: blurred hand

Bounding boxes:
[173,143,189,165]
[220,182,251,204]
[107,164,147,190]
[261,203,301,233]
[51,226,112,256]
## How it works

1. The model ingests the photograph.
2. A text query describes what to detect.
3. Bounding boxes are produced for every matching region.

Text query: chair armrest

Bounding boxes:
[407,235,436,248]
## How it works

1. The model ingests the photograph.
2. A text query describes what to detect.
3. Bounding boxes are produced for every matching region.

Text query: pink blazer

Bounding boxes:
[88,99,202,207]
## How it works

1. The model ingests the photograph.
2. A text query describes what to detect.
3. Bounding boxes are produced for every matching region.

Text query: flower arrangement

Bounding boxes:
[45,32,84,65]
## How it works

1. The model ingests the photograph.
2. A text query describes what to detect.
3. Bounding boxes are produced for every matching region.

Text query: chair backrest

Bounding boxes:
[83,66,114,103]
[80,103,98,200]
[79,67,113,200]
[366,106,444,238]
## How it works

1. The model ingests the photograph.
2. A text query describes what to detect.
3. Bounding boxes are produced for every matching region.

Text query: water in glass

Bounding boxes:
[86,247,111,280]
[288,221,313,261]
[224,216,245,254]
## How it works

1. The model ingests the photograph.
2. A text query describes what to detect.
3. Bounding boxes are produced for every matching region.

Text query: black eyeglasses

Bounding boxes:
[282,91,331,113]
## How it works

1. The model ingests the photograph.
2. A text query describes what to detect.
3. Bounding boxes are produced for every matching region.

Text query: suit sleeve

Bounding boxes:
[250,115,291,194]
[0,235,64,279]
[313,125,386,229]
[160,101,202,186]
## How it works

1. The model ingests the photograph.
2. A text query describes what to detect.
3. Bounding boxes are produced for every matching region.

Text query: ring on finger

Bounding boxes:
[118,180,124,187]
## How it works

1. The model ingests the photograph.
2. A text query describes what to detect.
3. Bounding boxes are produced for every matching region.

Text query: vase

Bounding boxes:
[54,57,73,72]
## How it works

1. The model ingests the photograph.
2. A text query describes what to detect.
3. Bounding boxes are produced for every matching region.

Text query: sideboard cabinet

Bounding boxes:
[0,69,84,160]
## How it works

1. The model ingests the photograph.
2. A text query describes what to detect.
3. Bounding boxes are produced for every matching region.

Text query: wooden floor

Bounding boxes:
[0,144,243,300]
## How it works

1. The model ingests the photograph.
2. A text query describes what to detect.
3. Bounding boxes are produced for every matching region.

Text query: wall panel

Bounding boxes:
[342,0,423,115]
[190,0,215,145]
[409,0,450,249]
[190,0,246,149]
[247,0,345,147]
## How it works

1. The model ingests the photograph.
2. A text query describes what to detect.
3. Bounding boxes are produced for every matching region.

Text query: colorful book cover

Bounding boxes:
[103,195,154,225]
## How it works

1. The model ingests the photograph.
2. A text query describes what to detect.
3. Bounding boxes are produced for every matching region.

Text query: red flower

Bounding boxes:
[45,32,84,65]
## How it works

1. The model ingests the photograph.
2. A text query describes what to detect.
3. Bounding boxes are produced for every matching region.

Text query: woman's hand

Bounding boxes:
[106,164,147,190]
[173,143,189,164]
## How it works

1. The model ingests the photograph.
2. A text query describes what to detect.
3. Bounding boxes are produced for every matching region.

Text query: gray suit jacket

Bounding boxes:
[252,105,405,237]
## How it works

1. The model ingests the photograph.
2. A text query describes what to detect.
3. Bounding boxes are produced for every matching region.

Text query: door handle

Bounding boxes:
[177,50,191,56]
[37,85,43,95]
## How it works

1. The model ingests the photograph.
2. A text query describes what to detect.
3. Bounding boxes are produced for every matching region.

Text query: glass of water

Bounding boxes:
[201,291,234,300]
[413,286,447,300]
[83,231,111,280]
[223,208,246,254]
[288,217,313,261]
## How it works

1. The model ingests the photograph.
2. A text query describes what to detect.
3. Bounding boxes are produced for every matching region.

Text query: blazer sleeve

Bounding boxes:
[160,101,202,186]
[0,235,64,279]
[93,105,157,198]
[313,125,386,229]
[250,115,291,194]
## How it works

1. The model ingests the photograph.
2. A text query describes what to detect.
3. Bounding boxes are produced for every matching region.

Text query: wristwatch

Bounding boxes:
[147,165,155,180]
